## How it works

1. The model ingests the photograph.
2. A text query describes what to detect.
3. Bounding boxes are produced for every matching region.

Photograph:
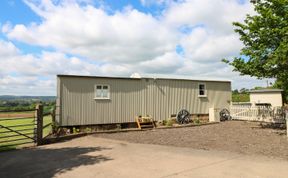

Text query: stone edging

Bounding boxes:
[42,121,220,145]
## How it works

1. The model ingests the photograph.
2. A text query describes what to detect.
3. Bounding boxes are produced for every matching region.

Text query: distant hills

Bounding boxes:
[0,95,56,101]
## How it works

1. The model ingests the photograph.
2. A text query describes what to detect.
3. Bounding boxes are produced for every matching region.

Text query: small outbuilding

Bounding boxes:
[249,89,283,107]
[56,74,231,126]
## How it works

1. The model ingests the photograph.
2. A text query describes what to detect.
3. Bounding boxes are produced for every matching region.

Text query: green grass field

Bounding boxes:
[0,111,52,151]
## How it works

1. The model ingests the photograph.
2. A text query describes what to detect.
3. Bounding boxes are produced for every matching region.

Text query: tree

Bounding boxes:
[232,89,250,102]
[240,88,249,94]
[223,0,288,101]
[233,89,239,94]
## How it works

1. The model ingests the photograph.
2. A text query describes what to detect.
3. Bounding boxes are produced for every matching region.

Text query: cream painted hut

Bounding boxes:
[56,74,231,126]
[249,89,283,107]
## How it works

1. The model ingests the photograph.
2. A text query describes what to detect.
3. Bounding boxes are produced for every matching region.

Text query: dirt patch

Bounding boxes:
[95,121,288,160]
[0,112,34,118]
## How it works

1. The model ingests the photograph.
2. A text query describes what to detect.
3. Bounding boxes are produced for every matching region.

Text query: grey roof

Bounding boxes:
[249,89,283,93]
[57,74,231,83]
[138,73,231,82]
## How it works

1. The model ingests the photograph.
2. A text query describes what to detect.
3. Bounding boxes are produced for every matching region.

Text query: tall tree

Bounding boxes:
[223,0,288,100]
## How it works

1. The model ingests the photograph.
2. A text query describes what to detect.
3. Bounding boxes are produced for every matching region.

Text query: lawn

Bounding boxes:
[0,111,52,151]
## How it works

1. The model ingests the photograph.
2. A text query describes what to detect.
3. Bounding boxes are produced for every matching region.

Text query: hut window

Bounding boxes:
[95,85,110,99]
[198,83,206,97]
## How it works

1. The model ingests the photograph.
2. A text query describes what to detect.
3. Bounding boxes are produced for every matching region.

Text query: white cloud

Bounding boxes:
[0,41,96,77]
[163,0,253,34]
[0,40,97,95]
[0,40,19,57]
[140,0,172,7]
[0,0,270,95]
[7,1,176,63]
[180,27,243,62]
[140,52,184,73]
[0,75,56,95]
[5,0,253,64]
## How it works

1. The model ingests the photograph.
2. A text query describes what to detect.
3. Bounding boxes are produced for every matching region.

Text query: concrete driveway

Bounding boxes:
[1,136,288,178]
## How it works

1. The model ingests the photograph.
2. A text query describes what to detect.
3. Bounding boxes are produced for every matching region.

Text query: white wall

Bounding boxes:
[250,92,283,107]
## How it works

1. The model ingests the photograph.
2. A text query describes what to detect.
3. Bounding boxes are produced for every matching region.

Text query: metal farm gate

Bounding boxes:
[0,105,44,150]
[230,105,286,123]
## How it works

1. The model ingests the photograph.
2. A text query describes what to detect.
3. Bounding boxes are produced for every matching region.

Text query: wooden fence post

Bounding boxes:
[286,110,288,138]
[36,104,43,145]
[51,107,56,134]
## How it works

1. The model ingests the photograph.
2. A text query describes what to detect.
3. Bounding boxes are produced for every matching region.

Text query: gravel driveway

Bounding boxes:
[95,121,288,159]
[1,136,288,178]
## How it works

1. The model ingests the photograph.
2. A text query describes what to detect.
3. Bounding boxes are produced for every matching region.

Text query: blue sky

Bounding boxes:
[0,1,40,24]
[0,0,271,95]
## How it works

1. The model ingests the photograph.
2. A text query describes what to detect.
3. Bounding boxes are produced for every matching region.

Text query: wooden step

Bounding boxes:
[135,116,156,129]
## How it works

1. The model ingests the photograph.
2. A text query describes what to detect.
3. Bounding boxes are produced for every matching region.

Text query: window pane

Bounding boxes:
[96,85,102,97]
[199,84,206,96]
[96,90,102,97]
[102,89,108,97]
[199,90,205,96]
[102,85,109,98]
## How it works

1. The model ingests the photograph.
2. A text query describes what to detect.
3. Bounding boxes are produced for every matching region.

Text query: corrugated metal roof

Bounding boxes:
[249,89,283,93]
[137,73,231,82]
[57,74,231,83]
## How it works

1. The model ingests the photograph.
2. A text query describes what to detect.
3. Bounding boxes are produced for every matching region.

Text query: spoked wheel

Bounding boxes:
[219,108,231,121]
[176,109,191,124]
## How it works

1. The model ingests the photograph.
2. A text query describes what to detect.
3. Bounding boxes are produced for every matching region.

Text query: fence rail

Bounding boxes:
[0,104,49,150]
[230,105,286,123]
[0,109,36,113]
[0,109,37,149]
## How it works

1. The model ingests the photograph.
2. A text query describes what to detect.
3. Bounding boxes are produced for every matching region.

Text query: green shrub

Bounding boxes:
[73,127,80,133]
[165,119,174,126]
[162,119,167,125]
[194,118,200,124]
[85,127,92,133]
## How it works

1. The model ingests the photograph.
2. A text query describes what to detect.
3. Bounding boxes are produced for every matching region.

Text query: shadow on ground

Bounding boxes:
[250,122,287,135]
[0,146,112,178]
[259,122,286,130]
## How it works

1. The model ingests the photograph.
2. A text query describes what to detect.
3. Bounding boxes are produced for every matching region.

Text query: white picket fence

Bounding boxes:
[230,105,286,123]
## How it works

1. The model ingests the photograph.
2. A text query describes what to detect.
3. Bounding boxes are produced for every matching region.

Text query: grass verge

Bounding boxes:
[0,112,52,151]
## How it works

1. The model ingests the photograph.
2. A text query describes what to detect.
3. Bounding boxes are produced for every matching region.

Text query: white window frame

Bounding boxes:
[198,83,207,97]
[94,84,110,99]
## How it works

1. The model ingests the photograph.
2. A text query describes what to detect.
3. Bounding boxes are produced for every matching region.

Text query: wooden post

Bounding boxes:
[51,107,56,134]
[36,104,43,145]
[286,110,288,138]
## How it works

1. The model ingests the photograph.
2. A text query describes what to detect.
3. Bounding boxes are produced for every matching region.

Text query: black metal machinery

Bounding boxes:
[176,109,191,124]
[219,108,231,121]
